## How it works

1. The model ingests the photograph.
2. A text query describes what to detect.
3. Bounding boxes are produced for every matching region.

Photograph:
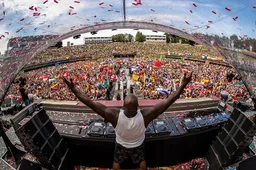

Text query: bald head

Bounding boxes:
[123,94,138,109]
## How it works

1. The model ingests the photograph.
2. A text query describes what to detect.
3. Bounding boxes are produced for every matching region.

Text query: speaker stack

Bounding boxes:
[207,108,256,169]
[15,105,68,170]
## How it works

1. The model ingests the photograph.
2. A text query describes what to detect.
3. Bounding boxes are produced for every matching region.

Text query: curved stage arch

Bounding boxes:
[34,21,215,57]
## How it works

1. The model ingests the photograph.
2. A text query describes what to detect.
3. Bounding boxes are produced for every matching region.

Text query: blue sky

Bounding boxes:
[0,0,256,52]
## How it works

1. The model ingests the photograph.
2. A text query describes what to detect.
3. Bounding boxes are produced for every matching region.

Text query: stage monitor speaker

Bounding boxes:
[210,108,256,167]
[238,155,256,170]
[15,106,68,170]
[18,158,46,170]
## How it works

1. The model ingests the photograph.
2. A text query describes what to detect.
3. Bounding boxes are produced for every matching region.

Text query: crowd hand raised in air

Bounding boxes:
[62,76,76,91]
[180,71,193,86]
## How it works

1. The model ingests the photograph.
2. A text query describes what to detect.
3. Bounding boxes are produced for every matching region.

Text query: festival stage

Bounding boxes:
[40,97,219,107]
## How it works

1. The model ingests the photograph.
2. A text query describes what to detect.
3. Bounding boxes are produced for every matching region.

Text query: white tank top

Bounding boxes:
[115,109,146,148]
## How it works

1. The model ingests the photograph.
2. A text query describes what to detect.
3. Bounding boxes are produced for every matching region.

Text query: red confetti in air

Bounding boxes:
[48,25,50,27]
[133,0,142,5]
[99,2,104,6]
[108,10,113,12]
[72,13,77,15]
[212,11,217,14]
[33,12,41,16]
[208,20,213,23]
[150,9,155,12]
[20,18,25,22]
[116,10,120,13]
[192,3,197,7]
[253,6,256,8]
[54,0,58,4]
[35,7,38,11]
[93,15,97,18]
[206,25,210,29]
[34,28,37,30]
[74,1,80,3]
[0,18,3,22]
[225,7,231,11]
[185,21,189,25]
[29,6,34,10]
[3,11,5,15]
[5,32,9,35]
[43,0,48,4]
[70,6,74,9]
[190,10,193,13]
[194,26,199,28]
[109,4,113,7]
[233,16,238,21]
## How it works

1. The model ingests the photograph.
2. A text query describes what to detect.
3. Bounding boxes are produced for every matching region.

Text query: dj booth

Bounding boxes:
[10,98,243,170]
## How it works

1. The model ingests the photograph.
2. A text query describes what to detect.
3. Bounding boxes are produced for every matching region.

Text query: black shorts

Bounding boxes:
[114,142,145,164]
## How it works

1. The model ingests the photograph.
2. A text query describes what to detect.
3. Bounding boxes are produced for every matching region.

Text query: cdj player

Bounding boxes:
[183,118,197,130]
[145,122,156,137]
[105,123,115,138]
[195,117,207,127]
[153,119,172,135]
[88,122,105,137]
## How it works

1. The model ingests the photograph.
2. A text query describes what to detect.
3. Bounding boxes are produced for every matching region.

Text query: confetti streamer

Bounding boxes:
[212,11,217,14]
[185,21,189,25]
[108,10,113,12]
[33,12,40,16]
[115,10,120,13]
[74,1,80,3]
[225,7,231,11]
[150,9,155,12]
[233,16,238,21]
[43,0,48,4]
[109,4,113,7]
[99,2,104,6]
[54,0,58,4]
[70,6,74,9]
[192,3,197,7]
[20,18,25,22]
[29,6,34,10]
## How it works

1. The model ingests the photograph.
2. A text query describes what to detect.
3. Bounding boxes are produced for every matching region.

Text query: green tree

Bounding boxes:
[135,31,146,42]
[127,34,134,42]
[165,33,170,43]
[112,34,134,42]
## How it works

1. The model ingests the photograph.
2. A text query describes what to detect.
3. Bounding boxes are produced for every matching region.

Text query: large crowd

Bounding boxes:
[5,53,252,107]
[29,43,219,64]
